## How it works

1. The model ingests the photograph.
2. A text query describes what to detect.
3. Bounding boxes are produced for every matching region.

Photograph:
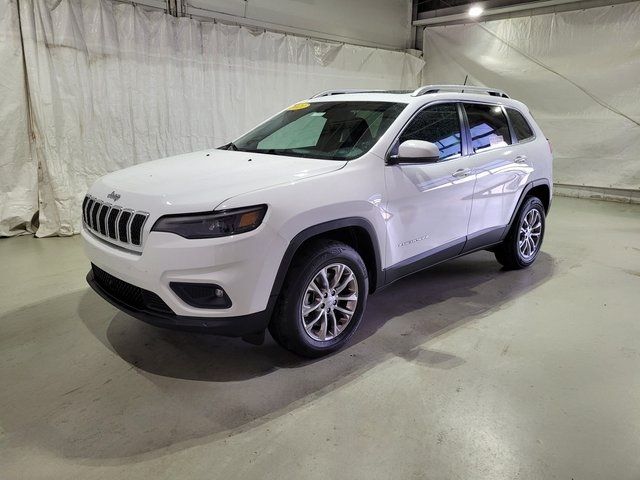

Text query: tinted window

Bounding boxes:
[232,101,406,161]
[464,103,512,152]
[398,103,462,160]
[507,108,534,142]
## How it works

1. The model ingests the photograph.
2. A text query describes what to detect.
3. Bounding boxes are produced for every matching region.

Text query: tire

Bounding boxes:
[269,240,369,358]
[494,196,546,270]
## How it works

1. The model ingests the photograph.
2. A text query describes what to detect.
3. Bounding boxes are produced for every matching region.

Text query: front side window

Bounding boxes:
[464,103,512,152]
[231,101,406,161]
[397,103,462,160]
[507,108,535,142]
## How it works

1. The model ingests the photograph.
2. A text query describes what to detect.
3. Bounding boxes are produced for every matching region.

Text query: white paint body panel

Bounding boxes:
[83,91,553,319]
[384,157,475,265]
[465,105,550,235]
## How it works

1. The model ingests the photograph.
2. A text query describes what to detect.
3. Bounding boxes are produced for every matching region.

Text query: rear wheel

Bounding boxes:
[495,196,545,270]
[269,240,368,358]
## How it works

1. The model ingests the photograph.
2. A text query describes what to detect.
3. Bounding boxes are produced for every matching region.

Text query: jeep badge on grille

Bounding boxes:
[106,191,121,202]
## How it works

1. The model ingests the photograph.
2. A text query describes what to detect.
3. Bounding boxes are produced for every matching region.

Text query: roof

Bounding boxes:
[306,85,526,108]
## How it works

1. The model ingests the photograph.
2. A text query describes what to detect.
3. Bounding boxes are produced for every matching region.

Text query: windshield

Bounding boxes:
[227,101,406,161]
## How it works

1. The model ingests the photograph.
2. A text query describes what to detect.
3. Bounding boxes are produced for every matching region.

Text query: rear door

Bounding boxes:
[383,102,475,270]
[461,102,534,242]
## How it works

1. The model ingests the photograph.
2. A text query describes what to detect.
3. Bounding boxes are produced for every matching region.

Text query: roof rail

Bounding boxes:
[411,85,510,98]
[310,89,385,98]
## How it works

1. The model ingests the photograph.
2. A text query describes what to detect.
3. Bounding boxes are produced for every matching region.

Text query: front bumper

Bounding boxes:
[82,221,286,318]
[87,267,271,336]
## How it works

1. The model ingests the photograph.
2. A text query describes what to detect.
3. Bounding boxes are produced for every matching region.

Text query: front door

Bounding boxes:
[384,103,475,272]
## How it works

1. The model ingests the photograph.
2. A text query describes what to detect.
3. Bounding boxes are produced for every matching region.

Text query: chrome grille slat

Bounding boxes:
[114,208,123,241]
[118,210,133,243]
[84,200,90,224]
[95,203,101,232]
[127,212,133,244]
[82,196,89,224]
[104,205,112,238]
[88,200,95,229]
[83,197,89,223]
[129,213,149,246]
[84,198,93,226]
[107,206,121,240]
[126,210,134,244]
[88,199,95,225]
[82,194,148,249]
[90,201,100,230]
[98,203,110,235]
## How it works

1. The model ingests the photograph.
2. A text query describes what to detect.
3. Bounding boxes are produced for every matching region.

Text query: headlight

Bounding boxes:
[151,205,267,239]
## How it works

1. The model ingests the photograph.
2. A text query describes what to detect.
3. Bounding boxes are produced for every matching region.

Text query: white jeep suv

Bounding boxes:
[82,85,552,357]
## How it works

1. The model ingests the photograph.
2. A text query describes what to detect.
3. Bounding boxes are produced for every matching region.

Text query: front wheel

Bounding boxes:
[495,196,546,270]
[269,240,368,358]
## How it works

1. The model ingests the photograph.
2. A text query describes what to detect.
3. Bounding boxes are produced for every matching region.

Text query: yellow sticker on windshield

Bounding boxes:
[287,102,310,111]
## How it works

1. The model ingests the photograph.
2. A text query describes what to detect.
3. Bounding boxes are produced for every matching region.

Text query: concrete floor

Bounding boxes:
[1,196,639,479]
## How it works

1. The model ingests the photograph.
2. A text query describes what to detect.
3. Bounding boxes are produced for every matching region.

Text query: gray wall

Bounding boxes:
[186,0,413,49]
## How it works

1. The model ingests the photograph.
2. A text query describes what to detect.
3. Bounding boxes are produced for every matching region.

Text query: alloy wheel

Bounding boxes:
[300,263,359,342]
[518,208,542,260]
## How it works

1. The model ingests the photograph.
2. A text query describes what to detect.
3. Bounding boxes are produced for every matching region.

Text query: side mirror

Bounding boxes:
[389,140,440,165]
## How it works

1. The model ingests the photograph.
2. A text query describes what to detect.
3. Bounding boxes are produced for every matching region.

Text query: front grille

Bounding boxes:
[92,264,173,315]
[83,194,148,247]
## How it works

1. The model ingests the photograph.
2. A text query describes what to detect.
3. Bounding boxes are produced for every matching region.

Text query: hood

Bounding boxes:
[89,149,346,214]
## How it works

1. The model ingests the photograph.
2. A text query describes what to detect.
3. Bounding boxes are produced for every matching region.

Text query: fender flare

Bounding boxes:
[503,178,552,238]
[268,217,383,301]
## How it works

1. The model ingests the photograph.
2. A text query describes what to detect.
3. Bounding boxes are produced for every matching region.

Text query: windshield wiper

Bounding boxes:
[218,142,239,151]
[244,148,344,161]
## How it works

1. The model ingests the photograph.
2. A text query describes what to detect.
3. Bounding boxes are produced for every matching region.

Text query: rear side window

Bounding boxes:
[507,108,535,142]
[464,103,512,152]
[398,103,462,160]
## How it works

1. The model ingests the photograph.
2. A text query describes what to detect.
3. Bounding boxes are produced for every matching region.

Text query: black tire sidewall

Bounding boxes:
[513,197,545,267]
[278,243,368,356]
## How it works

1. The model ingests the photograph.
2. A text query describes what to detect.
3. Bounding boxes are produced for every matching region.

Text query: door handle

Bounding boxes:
[452,168,472,178]
[514,155,528,164]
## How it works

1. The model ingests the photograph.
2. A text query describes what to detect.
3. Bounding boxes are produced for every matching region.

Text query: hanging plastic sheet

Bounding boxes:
[0,0,36,236]
[4,0,424,236]
[423,3,640,191]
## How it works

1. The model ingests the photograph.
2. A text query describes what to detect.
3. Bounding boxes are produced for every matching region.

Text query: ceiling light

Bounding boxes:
[468,5,484,17]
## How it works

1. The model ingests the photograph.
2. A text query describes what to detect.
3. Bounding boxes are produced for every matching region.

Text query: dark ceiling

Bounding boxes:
[416,0,542,14]
[417,0,472,13]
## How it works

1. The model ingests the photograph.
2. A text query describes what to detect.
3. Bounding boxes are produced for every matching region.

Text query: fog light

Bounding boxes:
[170,282,232,309]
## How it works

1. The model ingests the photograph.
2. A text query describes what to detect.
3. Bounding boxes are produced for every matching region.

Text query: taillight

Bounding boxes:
[547,138,553,154]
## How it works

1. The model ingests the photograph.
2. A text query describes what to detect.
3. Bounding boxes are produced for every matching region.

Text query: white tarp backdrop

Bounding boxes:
[0,0,36,236]
[423,2,640,191]
[1,0,424,237]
